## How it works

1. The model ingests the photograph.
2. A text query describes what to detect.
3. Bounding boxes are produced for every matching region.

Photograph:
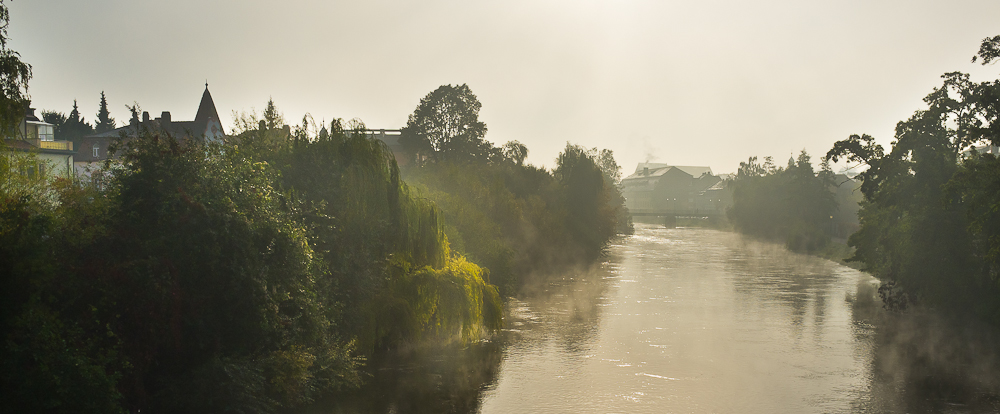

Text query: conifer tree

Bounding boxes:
[94,91,115,133]
[63,100,94,141]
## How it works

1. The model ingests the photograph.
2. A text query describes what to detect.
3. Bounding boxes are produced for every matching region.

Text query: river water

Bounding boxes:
[319,225,1000,413]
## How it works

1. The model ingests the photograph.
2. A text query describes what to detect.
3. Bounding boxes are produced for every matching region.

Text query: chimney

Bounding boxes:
[142,111,150,123]
[643,167,650,176]
[161,111,171,126]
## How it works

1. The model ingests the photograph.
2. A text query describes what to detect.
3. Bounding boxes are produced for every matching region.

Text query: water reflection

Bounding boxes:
[314,225,1000,413]
[311,340,504,414]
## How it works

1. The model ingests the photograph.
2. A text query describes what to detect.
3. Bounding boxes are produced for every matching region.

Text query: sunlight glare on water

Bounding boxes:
[480,224,879,413]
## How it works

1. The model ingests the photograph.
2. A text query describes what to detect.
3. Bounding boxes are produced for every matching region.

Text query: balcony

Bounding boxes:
[30,139,73,151]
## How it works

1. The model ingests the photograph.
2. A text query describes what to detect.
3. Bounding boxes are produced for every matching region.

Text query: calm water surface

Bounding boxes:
[320,225,1000,413]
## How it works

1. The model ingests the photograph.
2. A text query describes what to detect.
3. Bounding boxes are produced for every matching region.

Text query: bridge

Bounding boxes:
[629,208,726,218]
[629,207,726,226]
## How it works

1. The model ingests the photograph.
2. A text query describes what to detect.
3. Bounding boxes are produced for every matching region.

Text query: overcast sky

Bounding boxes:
[8,0,1000,173]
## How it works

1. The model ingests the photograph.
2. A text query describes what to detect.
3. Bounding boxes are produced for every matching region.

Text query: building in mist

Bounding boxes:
[4,106,76,178]
[75,84,224,175]
[961,144,1000,159]
[621,162,730,217]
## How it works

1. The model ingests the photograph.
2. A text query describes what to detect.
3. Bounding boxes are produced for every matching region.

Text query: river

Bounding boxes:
[318,224,1000,413]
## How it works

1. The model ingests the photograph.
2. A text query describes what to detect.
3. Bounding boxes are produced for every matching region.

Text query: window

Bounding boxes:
[38,124,54,141]
[93,143,100,158]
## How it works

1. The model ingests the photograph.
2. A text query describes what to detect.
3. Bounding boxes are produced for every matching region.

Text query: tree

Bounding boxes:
[399,84,491,164]
[41,110,66,140]
[62,100,94,142]
[0,0,31,135]
[554,143,629,256]
[94,91,115,133]
[262,97,284,130]
[727,150,836,252]
[826,35,1000,318]
[500,140,528,165]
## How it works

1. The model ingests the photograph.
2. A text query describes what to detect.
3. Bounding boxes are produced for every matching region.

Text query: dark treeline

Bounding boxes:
[727,151,858,253]
[827,35,1000,323]
[398,84,632,294]
[1,80,630,414]
[1,111,511,412]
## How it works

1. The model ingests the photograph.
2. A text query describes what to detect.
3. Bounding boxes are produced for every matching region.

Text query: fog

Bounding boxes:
[11,0,1000,172]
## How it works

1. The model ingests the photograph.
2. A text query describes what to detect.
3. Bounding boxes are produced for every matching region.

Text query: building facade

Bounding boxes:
[4,107,76,178]
[622,162,730,216]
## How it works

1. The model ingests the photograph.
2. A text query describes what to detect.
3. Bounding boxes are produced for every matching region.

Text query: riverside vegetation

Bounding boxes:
[826,35,1000,324]
[1,70,630,414]
[728,36,1000,327]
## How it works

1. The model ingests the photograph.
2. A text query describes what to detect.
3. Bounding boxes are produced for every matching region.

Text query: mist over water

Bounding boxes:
[318,224,1000,413]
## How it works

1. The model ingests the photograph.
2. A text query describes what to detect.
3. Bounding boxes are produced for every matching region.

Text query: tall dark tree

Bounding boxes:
[94,91,115,133]
[62,100,94,142]
[0,0,31,135]
[399,84,491,164]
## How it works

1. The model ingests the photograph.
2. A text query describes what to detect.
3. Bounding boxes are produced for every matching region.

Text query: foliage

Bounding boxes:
[501,140,528,166]
[399,84,492,164]
[229,112,500,353]
[63,99,95,142]
[404,141,632,294]
[95,91,115,133]
[727,151,838,252]
[826,35,1000,322]
[555,143,631,256]
[0,0,31,135]
[41,109,67,139]
[368,256,503,346]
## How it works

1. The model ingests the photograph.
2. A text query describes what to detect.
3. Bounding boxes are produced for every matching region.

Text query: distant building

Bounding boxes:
[356,129,408,166]
[961,144,1000,159]
[76,84,224,175]
[621,162,730,216]
[4,106,76,178]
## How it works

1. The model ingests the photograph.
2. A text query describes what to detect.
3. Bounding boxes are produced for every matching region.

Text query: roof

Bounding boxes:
[634,162,669,173]
[84,85,225,141]
[673,166,713,177]
[194,85,221,126]
[624,163,714,182]
[4,139,35,150]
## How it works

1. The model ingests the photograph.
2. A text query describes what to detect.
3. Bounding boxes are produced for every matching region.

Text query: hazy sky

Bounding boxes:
[9,0,1000,173]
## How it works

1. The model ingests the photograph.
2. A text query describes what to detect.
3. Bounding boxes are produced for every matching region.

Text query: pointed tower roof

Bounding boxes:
[195,83,220,124]
[193,83,224,139]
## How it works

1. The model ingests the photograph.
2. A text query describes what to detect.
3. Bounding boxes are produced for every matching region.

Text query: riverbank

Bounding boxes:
[309,225,1000,412]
